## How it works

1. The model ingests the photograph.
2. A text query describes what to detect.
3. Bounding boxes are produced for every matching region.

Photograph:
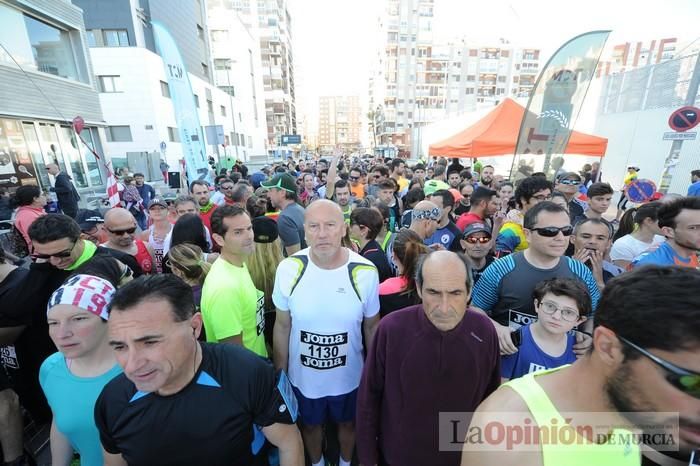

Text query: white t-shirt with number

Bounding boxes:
[272,248,380,399]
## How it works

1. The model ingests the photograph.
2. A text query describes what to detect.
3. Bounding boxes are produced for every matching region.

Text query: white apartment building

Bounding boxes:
[207,0,297,155]
[208,7,268,161]
[91,47,249,180]
[77,0,265,183]
[369,0,540,157]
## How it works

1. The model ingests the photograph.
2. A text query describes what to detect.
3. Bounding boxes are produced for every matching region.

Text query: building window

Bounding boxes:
[207,100,214,113]
[167,127,180,142]
[197,24,204,40]
[86,30,97,47]
[220,105,226,116]
[465,88,474,95]
[194,94,200,107]
[145,125,154,130]
[202,63,209,78]
[105,126,132,142]
[214,59,231,70]
[221,86,235,96]
[211,29,229,42]
[98,75,121,93]
[466,75,475,81]
[160,81,170,98]
[23,14,80,81]
[103,29,129,47]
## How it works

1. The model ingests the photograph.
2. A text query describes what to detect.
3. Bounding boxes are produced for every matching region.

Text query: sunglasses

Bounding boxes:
[349,176,360,181]
[464,236,490,244]
[33,243,75,259]
[108,227,136,236]
[618,335,700,399]
[530,225,573,237]
[559,179,580,186]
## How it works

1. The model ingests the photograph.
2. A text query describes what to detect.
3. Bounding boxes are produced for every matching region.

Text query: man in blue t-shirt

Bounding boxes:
[425,189,462,252]
[687,169,700,197]
[632,196,700,269]
[501,278,591,381]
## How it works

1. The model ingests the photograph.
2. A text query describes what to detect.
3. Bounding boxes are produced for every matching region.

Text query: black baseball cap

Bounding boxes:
[75,209,104,231]
[462,222,492,239]
[252,216,279,244]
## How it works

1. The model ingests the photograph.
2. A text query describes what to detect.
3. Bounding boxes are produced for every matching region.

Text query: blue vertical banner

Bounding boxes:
[152,21,209,184]
[512,31,611,178]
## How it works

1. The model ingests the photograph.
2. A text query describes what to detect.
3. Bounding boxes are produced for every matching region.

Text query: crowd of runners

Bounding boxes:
[0,153,698,466]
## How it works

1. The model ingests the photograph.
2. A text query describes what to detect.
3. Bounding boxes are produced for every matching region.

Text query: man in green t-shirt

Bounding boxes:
[201,206,267,357]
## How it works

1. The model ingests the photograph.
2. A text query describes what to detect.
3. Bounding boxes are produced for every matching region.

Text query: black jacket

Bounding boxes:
[53,172,80,213]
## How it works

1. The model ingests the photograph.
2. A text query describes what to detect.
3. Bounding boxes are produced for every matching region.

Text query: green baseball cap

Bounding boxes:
[423,179,450,196]
[261,173,298,193]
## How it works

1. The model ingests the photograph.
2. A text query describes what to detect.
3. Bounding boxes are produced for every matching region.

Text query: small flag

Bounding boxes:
[106,169,120,207]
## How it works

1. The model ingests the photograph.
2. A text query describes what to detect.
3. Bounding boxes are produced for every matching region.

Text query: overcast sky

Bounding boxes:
[290,0,700,133]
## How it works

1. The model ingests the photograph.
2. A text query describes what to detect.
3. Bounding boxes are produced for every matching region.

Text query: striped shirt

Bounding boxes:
[471,252,601,329]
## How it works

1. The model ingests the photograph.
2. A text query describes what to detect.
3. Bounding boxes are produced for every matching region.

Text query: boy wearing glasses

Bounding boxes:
[500,278,590,381]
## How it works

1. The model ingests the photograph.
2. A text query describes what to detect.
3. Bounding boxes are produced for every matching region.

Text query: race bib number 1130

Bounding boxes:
[300,331,348,370]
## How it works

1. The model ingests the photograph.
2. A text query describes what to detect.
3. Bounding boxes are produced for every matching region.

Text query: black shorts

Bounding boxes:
[0,365,12,392]
[617,193,629,210]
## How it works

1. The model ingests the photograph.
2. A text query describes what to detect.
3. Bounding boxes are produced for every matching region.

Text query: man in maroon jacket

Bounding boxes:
[356,250,500,466]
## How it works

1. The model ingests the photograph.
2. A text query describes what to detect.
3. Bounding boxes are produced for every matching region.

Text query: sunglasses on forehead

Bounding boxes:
[559,178,581,186]
[108,227,137,236]
[530,225,573,237]
[618,335,700,399]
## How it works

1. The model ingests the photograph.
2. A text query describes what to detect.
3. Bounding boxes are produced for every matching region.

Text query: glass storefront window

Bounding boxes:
[38,123,68,173]
[59,126,88,188]
[24,14,80,81]
[22,122,51,191]
[81,128,104,186]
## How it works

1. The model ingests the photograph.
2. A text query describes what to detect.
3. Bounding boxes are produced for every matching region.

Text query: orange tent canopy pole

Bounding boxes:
[428,98,607,158]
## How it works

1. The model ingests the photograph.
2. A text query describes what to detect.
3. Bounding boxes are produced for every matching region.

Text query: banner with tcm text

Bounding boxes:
[152,21,209,185]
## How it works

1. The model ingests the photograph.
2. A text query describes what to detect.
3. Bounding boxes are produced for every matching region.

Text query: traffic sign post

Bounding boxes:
[662,132,697,140]
[281,134,301,145]
[668,106,700,132]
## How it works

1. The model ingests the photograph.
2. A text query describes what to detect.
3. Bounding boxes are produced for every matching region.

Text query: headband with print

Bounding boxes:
[47,274,116,321]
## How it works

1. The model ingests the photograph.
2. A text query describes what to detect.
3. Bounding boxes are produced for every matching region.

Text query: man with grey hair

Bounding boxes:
[356,250,500,466]
[273,200,380,466]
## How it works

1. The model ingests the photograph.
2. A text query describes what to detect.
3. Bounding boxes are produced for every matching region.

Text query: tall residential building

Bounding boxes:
[207,0,296,154]
[75,0,262,180]
[597,38,678,77]
[369,0,540,156]
[207,6,268,160]
[0,0,106,196]
[318,96,362,151]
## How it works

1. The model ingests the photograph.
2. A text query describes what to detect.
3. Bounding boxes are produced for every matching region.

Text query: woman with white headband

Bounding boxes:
[39,274,122,466]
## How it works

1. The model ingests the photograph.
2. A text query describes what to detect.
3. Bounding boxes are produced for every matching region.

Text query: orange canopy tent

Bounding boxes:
[428,98,607,158]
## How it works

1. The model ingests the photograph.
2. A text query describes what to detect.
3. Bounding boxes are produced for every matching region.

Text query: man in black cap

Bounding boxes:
[261,173,306,256]
[75,209,107,245]
[460,222,495,286]
[555,172,586,224]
